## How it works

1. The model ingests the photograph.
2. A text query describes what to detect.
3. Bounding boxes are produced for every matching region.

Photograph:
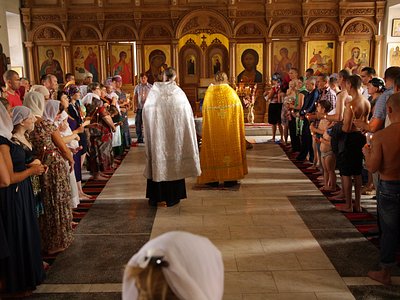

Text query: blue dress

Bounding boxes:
[0,136,44,293]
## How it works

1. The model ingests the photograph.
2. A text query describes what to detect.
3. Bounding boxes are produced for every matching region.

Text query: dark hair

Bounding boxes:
[384,66,400,81]
[241,49,259,67]
[318,100,332,113]
[65,73,74,82]
[395,76,400,90]
[163,67,176,81]
[361,67,376,76]
[139,72,148,78]
[318,73,329,82]
[58,101,65,114]
[338,69,351,82]
[329,77,338,86]
[108,105,119,116]
[369,77,386,92]
[306,68,314,75]
[40,74,48,82]
[3,70,19,82]
[87,82,100,93]
[57,90,68,101]
[348,75,362,90]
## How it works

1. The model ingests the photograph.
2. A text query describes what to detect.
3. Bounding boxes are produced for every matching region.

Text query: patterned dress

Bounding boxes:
[29,120,73,252]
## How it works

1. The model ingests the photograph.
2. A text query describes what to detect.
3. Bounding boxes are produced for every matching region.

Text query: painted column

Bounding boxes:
[99,42,107,83]
[62,42,71,75]
[299,38,306,74]
[338,36,345,73]
[136,40,143,77]
[229,39,236,83]
[265,38,272,82]
[374,35,383,76]
[172,39,179,84]
[24,41,35,83]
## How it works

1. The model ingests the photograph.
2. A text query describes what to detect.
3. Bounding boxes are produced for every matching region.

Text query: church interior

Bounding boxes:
[1,0,400,299]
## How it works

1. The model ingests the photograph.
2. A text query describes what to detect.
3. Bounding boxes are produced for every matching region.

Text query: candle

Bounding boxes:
[40,146,47,162]
[96,113,99,124]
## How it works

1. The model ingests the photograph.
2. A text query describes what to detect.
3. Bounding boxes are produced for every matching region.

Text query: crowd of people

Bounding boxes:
[264,65,400,285]
[1,59,400,297]
[0,69,133,297]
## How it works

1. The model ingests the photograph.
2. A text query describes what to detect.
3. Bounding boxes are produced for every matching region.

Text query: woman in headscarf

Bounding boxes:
[11,105,44,217]
[87,96,115,180]
[122,231,224,300]
[0,101,45,297]
[27,99,74,255]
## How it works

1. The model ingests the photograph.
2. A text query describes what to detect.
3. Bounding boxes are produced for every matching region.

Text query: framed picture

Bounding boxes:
[387,43,400,68]
[392,19,400,37]
[307,41,335,76]
[272,41,299,77]
[38,45,64,83]
[236,43,263,84]
[342,40,370,75]
[72,45,100,83]
[108,43,134,85]
[143,45,171,84]
[10,66,24,77]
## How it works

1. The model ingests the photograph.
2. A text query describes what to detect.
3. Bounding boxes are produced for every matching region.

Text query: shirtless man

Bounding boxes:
[364,93,400,285]
[336,75,370,213]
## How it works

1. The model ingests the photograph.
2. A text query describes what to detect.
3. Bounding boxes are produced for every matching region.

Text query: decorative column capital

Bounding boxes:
[24,41,34,48]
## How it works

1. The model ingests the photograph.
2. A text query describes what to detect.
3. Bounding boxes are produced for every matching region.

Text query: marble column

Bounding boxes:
[24,41,35,83]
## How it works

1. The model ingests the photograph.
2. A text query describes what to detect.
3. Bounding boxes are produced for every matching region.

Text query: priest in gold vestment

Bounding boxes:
[198,72,248,186]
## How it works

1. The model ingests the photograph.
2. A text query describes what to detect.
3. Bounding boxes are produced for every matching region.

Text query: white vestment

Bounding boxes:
[143,81,201,182]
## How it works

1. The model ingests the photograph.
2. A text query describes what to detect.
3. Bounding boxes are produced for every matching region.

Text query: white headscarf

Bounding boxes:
[0,102,13,140]
[24,91,45,117]
[43,100,60,123]
[30,84,50,99]
[12,106,32,126]
[122,231,224,300]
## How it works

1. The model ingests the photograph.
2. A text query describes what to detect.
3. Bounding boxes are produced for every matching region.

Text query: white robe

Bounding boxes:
[143,81,201,182]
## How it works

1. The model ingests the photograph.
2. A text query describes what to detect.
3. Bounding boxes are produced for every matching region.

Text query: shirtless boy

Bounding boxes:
[364,92,400,285]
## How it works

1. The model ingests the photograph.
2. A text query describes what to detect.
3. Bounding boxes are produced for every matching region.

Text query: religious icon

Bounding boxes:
[343,41,370,75]
[387,43,400,68]
[392,19,400,37]
[38,46,64,83]
[212,55,222,74]
[72,45,100,82]
[187,55,195,75]
[272,41,299,78]
[145,49,167,84]
[237,49,263,83]
[307,41,335,76]
[109,43,133,85]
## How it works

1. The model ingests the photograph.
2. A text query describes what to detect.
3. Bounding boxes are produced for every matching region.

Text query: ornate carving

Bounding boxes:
[307,9,337,17]
[344,9,374,16]
[108,26,135,40]
[35,27,63,40]
[345,22,371,35]
[309,22,335,35]
[272,23,299,36]
[211,38,222,45]
[236,23,262,36]
[272,9,301,17]
[106,13,135,20]
[32,15,60,21]
[182,17,198,35]
[69,14,96,21]
[236,10,264,17]
[141,12,170,18]
[185,38,196,45]
[144,25,171,38]
[70,26,98,40]
[134,11,141,28]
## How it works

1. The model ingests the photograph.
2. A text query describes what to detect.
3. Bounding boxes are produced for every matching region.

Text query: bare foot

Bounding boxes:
[79,193,93,200]
[93,175,109,181]
[368,269,391,285]
[335,205,353,213]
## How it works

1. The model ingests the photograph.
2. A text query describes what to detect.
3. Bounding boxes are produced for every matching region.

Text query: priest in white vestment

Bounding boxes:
[142,67,201,207]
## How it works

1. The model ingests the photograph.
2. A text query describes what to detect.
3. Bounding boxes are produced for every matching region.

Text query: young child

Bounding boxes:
[108,104,124,158]
[310,100,336,192]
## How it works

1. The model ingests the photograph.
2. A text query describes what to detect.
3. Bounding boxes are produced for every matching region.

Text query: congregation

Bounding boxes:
[1,55,400,298]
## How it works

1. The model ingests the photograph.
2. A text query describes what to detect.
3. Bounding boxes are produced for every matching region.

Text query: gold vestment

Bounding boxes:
[198,84,248,184]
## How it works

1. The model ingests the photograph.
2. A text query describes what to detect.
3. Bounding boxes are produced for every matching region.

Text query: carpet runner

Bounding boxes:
[42,149,129,266]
